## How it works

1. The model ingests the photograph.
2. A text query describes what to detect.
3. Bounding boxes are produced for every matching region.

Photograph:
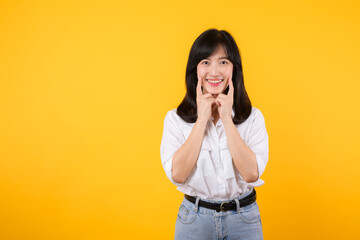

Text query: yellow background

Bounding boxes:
[1,0,359,239]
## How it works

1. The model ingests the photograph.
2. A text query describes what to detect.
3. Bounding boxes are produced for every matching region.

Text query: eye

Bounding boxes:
[201,60,209,65]
[220,61,228,64]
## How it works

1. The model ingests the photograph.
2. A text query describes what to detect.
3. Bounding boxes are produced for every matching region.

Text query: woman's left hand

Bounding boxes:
[215,77,234,121]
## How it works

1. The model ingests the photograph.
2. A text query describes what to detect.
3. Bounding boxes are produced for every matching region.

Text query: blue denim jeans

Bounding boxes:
[174,189,264,240]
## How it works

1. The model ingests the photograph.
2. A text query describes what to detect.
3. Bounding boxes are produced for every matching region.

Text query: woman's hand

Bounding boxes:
[196,78,216,123]
[215,77,234,122]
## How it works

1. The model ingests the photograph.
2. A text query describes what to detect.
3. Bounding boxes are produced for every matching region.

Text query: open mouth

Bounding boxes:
[206,79,223,86]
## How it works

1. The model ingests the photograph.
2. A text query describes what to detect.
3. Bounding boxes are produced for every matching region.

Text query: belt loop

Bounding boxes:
[234,198,241,213]
[194,197,200,213]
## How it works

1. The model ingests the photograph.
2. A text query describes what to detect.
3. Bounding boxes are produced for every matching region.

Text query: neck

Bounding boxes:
[212,93,219,99]
[212,106,219,118]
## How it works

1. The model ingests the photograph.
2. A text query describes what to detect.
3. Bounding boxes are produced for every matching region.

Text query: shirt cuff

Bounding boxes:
[163,157,184,186]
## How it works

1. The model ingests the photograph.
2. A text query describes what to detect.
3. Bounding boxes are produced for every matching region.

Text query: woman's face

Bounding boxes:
[196,44,233,97]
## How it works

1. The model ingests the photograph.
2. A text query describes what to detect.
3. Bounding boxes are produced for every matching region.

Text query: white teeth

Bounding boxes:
[207,79,223,83]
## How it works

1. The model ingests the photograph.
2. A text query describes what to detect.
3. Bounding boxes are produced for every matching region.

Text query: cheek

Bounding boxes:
[224,63,233,74]
[197,67,206,76]
[226,66,233,76]
[197,72,208,82]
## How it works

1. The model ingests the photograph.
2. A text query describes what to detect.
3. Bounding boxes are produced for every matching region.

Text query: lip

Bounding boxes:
[206,79,223,87]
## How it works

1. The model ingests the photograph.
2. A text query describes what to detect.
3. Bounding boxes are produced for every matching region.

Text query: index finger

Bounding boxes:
[227,77,234,97]
[196,78,203,97]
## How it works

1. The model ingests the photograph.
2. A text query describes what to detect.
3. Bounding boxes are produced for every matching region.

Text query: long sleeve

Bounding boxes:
[246,109,269,183]
[160,110,185,186]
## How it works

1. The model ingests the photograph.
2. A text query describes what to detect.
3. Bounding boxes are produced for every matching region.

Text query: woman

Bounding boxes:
[160,28,269,240]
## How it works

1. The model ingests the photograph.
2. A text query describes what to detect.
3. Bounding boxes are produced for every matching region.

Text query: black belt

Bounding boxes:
[185,188,257,212]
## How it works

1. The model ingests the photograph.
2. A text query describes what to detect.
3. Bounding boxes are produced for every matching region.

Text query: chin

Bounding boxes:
[205,88,225,94]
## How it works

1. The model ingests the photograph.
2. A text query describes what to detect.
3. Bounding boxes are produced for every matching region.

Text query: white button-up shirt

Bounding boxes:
[160,106,269,201]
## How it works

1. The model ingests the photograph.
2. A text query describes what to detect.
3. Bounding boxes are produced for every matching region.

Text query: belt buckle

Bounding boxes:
[220,202,229,212]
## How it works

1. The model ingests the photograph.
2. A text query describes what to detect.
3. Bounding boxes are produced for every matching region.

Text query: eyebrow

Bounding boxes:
[204,57,229,60]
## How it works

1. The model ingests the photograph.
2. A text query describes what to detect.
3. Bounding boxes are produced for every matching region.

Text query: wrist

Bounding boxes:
[222,116,233,125]
[196,117,208,126]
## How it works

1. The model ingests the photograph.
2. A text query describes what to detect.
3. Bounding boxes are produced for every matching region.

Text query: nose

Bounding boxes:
[206,62,219,75]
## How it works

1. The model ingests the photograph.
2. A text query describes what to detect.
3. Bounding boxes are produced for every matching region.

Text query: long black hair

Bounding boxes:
[177,28,252,125]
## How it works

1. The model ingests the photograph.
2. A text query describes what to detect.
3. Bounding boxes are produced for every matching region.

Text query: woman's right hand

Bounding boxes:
[196,78,216,123]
